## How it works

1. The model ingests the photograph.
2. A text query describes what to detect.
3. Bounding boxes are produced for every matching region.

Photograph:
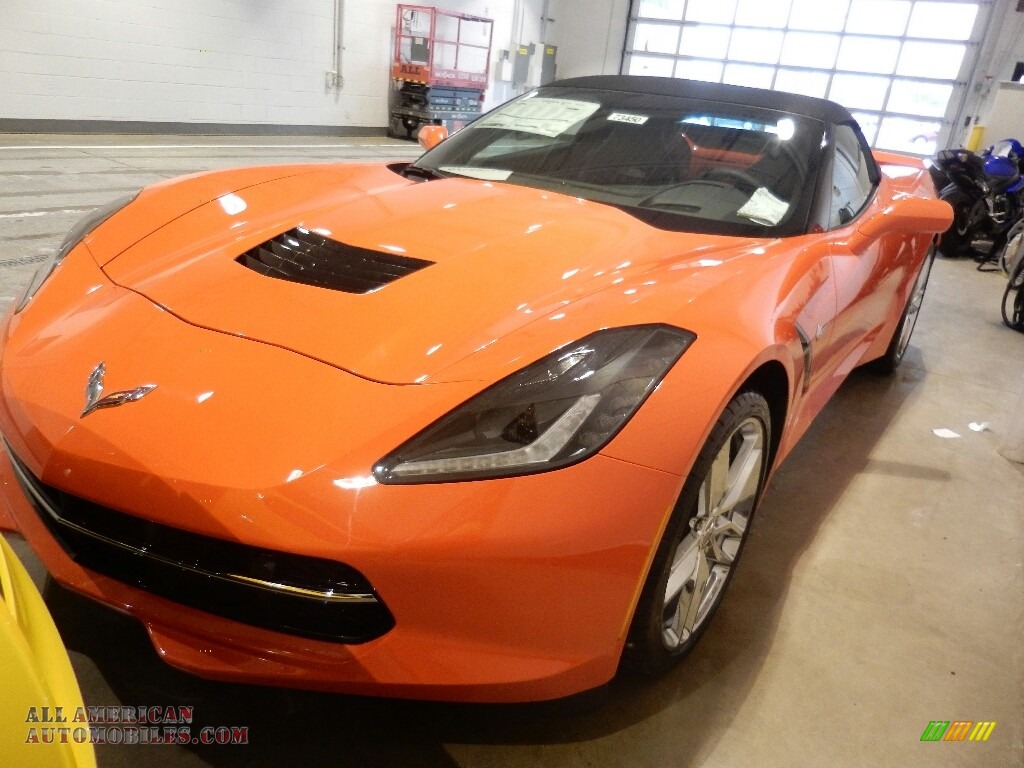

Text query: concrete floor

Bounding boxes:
[0,135,1021,768]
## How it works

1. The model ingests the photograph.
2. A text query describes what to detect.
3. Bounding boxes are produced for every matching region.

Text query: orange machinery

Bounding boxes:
[389,4,493,138]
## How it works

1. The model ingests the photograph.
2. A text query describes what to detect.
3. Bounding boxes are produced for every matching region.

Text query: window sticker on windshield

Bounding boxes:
[439,166,512,181]
[737,188,789,226]
[477,98,601,137]
[607,112,649,125]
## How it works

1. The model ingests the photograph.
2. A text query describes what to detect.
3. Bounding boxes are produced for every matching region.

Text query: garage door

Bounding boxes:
[624,0,989,154]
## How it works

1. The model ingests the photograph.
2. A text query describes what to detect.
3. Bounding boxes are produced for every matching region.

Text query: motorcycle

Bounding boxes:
[930,138,1024,261]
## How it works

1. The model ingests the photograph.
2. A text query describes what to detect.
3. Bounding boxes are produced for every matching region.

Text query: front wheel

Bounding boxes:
[998,219,1024,274]
[937,190,975,256]
[623,392,770,676]
[1002,233,1024,331]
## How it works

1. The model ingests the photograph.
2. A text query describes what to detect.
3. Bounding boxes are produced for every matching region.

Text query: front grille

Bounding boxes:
[4,443,394,643]
[237,227,433,294]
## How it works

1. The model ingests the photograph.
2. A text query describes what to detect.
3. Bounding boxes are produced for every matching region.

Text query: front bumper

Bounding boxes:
[0,442,681,702]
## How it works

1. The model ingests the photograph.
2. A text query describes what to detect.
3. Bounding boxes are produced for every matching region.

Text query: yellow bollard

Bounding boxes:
[965,124,986,152]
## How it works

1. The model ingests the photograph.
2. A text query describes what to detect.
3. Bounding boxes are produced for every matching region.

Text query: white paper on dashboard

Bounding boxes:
[477,98,601,137]
[737,187,789,226]
[440,166,513,181]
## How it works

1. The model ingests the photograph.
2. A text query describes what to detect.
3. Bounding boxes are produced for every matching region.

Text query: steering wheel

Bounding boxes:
[699,167,762,194]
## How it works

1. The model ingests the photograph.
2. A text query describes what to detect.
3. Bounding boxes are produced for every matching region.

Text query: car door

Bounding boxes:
[824,123,893,381]
[777,237,840,439]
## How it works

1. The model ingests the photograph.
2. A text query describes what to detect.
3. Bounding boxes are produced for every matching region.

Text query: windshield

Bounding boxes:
[415,86,826,237]
[990,139,1023,160]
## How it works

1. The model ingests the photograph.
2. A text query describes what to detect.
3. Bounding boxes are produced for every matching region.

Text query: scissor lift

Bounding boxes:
[389,4,493,139]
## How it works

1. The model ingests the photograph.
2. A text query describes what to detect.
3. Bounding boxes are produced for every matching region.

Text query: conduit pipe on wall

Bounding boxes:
[329,0,346,90]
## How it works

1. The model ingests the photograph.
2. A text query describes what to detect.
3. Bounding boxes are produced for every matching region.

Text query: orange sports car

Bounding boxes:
[0,76,951,702]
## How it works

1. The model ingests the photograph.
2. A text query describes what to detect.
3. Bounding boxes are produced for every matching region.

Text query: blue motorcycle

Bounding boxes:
[931,138,1024,260]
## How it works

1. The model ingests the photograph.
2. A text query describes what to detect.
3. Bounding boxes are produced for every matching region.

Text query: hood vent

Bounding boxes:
[237,227,433,294]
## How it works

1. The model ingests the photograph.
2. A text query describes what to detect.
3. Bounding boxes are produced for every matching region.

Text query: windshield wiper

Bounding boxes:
[401,164,450,182]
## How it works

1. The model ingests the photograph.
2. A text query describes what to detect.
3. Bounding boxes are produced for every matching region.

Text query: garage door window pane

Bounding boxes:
[775,69,831,98]
[723,63,775,88]
[846,0,910,35]
[788,0,849,31]
[676,58,724,82]
[780,31,839,68]
[836,36,901,74]
[896,41,965,79]
[625,0,965,154]
[830,73,890,110]
[886,79,953,117]
[907,2,978,40]
[735,0,791,28]
[680,24,731,59]
[728,28,784,64]
[876,116,942,153]
[851,112,880,144]
[635,22,681,54]
[637,0,687,21]
[628,55,676,77]
[686,0,738,24]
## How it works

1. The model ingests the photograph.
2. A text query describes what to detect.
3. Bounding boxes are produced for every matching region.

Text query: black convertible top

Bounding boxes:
[550,75,855,126]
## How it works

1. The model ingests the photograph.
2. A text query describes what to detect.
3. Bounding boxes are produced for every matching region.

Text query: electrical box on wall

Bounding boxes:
[541,45,557,85]
[495,49,513,82]
[513,44,531,87]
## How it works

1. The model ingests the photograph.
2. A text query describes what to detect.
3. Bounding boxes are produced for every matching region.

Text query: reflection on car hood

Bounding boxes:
[101,163,757,384]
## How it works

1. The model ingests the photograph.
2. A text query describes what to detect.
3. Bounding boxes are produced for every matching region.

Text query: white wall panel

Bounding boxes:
[549,0,629,79]
[0,0,544,129]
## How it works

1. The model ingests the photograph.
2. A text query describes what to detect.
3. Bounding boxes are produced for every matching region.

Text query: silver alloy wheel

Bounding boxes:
[661,417,765,650]
[894,251,934,363]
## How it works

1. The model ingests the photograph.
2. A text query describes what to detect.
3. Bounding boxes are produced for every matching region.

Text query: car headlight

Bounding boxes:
[374,324,696,484]
[15,192,139,313]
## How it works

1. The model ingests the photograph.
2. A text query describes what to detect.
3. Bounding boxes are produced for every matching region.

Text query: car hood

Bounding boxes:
[100,164,756,384]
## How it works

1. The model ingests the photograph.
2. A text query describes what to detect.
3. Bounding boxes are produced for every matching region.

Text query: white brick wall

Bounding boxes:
[0,0,546,128]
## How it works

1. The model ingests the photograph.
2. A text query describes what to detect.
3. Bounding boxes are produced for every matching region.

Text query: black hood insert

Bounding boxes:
[238,227,433,294]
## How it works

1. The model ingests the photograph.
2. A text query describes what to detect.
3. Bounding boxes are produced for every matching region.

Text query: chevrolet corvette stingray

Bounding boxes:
[0,76,951,702]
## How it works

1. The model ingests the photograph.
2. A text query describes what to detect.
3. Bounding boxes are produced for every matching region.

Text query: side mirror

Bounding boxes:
[847,196,953,254]
[418,125,448,151]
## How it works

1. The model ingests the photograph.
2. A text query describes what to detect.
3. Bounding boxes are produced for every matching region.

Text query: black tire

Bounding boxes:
[937,190,975,256]
[998,219,1024,274]
[1001,246,1024,332]
[867,246,936,374]
[622,391,771,676]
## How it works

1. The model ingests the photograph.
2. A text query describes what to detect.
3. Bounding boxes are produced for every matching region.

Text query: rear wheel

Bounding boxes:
[868,246,935,374]
[937,190,975,256]
[623,392,770,675]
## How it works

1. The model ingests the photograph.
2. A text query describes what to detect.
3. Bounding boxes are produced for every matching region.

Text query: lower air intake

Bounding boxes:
[4,443,394,644]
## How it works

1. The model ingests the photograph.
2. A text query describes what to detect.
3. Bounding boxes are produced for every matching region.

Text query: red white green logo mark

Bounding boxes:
[921,721,996,742]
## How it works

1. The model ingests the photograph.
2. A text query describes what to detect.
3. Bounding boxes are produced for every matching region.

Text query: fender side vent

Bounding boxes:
[237,227,433,294]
